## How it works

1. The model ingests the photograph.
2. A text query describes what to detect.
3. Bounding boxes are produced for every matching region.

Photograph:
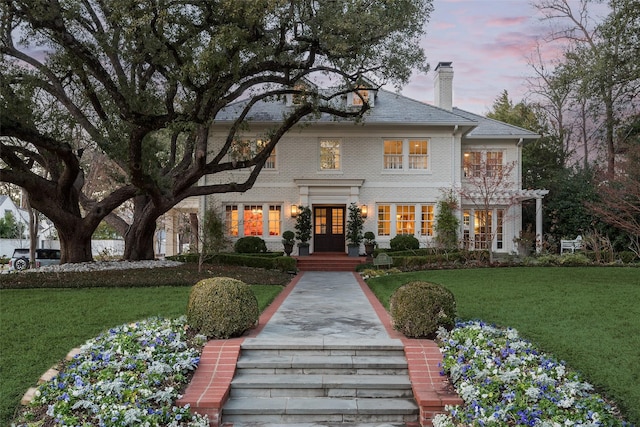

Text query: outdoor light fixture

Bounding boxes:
[361,205,368,218]
[291,205,298,218]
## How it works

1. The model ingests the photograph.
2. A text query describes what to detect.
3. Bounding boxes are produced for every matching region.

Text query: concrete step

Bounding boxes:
[236,354,409,375]
[231,373,414,398]
[222,397,419,424]
[222,343,418,425]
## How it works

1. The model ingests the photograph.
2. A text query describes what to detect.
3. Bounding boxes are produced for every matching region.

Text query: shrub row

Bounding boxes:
[167,252,296,272]
[0,263,292,289]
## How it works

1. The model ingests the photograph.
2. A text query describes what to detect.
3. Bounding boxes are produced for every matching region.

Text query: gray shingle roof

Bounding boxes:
[453,108,540,140]
[214,89,539,140]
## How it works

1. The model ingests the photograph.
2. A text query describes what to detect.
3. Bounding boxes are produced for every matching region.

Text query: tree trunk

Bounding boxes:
[58,226,94,263]
[189,213,199,253]
[123,196,161,260]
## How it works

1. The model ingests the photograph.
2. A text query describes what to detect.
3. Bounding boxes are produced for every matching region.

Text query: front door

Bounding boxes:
[313,206,345,252]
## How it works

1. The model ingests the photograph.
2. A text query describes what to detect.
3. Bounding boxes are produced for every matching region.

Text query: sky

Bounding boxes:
[396,0,606,114]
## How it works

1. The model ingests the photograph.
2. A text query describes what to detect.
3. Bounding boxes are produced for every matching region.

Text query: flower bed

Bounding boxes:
[435,321,632,427]
[15,317,209,426]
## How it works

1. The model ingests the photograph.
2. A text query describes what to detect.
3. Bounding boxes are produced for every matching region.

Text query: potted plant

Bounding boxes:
[346,203,364,257]
[363,231,377,256]
[294,206,312,256]
[282,230,295,256]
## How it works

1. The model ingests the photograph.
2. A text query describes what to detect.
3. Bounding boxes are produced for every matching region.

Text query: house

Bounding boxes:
[0,195,29,238]
[201,62,548,255]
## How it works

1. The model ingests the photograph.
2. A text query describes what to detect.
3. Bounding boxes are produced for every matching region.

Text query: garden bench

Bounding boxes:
[373,253,393,268]
[561,235,583,254]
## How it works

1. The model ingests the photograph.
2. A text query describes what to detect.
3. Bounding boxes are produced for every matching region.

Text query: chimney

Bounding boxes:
[434,61,454,111]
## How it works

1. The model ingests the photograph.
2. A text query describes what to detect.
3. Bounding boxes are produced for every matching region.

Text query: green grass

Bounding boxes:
[0,284,283,426]
[368,267,640,425]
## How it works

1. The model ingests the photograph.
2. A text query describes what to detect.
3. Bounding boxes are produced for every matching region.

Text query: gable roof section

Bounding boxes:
[453,108,540,140]
[214,89,477,128]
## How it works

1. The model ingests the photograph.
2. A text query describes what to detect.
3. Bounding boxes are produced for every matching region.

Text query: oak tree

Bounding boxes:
[1,0,432,262]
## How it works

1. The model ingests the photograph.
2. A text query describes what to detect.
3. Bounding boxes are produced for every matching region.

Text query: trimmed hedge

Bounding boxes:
[167,252,295,272]
[390,281,456,338]
[187,277,259,338]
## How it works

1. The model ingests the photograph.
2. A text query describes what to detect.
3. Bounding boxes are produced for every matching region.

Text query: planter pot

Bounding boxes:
[298,244,310,256]
[283,243,294,256]
[364,243,375,256]
[347,245,360,257]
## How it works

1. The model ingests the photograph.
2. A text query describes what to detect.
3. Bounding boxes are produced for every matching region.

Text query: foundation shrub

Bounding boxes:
[390,281,456,339]
[186,277,259,338]
[558,253,591,266]
[234,236,267,253]
[389,234,420,251]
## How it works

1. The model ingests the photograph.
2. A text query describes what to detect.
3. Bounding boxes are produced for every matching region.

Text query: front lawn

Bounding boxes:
[0,280,284,426]
[367,267,640,425]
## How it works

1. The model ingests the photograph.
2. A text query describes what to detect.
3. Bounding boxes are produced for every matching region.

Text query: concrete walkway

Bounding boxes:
[177,272,462,427]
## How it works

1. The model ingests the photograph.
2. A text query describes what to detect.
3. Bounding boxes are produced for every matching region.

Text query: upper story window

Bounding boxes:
[463,150,503,178]
[384,139,429,171]
[352,87,369,106]
[320,139,341,170]
[231,138,276,169]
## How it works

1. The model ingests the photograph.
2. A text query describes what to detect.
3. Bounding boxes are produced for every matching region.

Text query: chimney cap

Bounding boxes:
[435,61,453,70]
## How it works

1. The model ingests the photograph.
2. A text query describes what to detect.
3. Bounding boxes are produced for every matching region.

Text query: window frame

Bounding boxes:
[319,139,342,171]
[463,150,504,178]
[224,203,283,237]
[383,138,430,172]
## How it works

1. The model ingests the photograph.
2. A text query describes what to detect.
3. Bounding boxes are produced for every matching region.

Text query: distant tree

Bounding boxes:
[1,0,433,263]
[0,211,21,238]
[534,0,640,175]
[588,142,640,257]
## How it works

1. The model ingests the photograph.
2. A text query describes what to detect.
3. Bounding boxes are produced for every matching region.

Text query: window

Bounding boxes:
[384,140,403,169]
[377,205,391,236]
[384,139,429,171]
[352,87,369,106]
[420,205,434,236]
[474,210,492,249]
[225,204,283,237]
[396,205,415,235]
[320,139,341,170]
[225,205,239,236]
[268,205,281,236]
[463,208,505,251]
[409,140,428,169]
[486,151,503,177]
[244,205,263,236]
[231,138,276,169]
[463,151,503,178]
[256,139,276,169]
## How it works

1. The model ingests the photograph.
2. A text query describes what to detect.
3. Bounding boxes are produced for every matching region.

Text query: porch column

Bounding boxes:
[536,197,543,254]
[165,211,177,257]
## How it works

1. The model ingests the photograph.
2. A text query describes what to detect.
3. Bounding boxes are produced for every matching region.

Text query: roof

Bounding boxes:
[213,89,540,141]
[452,108,540,140]
[214,89,477,127]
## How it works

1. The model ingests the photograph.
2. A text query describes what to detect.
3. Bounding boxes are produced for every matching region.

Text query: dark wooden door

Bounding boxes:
[313,206,345,252]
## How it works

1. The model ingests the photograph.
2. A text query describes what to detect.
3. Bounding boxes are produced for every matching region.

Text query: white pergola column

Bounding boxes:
[536,196,544,253]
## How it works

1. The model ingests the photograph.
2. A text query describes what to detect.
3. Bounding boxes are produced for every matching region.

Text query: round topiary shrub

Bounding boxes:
[187,277,259,339]
[234,236,267,253]
[390,281,456,338]
[390,234,420,251]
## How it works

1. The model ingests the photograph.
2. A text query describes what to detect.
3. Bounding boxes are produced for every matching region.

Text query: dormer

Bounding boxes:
[347,77,377,108]
[286,78,317,106]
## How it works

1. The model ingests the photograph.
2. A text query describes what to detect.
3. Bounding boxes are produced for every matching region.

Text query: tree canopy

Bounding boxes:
[1,0,433,262]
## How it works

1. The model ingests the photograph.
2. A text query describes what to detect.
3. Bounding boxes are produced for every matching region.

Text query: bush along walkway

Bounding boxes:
[177,271,461,426]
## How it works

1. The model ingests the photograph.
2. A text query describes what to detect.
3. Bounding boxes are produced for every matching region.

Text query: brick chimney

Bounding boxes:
[434,62,453,111]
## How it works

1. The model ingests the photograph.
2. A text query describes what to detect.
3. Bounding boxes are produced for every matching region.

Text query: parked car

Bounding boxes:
[8,248,61,271]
